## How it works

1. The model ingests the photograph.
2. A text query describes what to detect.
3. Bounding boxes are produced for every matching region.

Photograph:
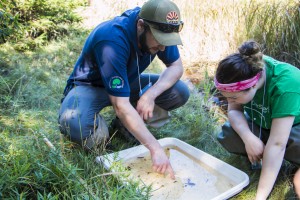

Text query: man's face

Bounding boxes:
[139,28,165,55]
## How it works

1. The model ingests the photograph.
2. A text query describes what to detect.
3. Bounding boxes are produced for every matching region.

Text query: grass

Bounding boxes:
[1,0,299,199]
[243,0,300,67]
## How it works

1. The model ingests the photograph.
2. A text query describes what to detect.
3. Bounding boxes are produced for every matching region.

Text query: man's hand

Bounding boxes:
[136,94,155,121]
[150,147,175,179]
[245,134,265,164]
[136,58,183,121]
[109,95,175,179]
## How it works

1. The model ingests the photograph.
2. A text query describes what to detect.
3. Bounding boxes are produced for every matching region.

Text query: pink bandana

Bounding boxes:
[214,72,262,92]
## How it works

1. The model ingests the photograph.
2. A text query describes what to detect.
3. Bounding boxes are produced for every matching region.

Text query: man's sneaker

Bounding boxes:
[109,117,140,145]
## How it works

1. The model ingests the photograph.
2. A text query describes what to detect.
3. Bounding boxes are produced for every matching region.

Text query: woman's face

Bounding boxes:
[221,87,256,104]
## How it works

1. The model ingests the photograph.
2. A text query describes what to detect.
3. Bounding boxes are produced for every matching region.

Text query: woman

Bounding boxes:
[214,40,300,199]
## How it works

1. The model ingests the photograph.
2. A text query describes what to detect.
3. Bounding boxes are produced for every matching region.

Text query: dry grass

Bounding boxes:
[58,0,300,81]
[78,0,245,82]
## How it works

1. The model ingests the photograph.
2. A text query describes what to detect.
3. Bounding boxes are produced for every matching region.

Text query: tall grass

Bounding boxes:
[1,0,300,199]
[176,0,243,64]
[0,34,149,199]
[243,0,300,67]
[80,0,242,68]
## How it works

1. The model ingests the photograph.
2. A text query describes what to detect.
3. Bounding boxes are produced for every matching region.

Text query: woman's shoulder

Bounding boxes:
[264,56,299,94]
[263,55,296,69]
[264,55,300,80]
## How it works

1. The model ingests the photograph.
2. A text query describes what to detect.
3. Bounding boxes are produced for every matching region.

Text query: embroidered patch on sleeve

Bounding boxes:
[109,76,124,89]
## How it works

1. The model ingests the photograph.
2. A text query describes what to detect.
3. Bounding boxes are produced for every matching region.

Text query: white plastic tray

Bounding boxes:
[96,137,249,200]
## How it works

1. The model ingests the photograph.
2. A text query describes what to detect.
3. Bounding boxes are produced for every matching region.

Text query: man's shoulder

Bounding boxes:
[120,7,141,18]
[92,20,127,40]
[89,7,140,48]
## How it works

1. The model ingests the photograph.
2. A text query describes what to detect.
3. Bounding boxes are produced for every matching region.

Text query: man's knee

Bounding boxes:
[58,85,109,146]
[59,111,109,149]
[172,80,190,107]
[59,108,89,142]
[176,80,190,105]
[157,80,190,110]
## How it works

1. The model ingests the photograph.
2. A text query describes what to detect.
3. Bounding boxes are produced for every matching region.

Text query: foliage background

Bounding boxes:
[0,0,299,199]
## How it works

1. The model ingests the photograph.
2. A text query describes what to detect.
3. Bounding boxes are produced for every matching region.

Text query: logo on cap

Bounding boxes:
[166,11,179,24]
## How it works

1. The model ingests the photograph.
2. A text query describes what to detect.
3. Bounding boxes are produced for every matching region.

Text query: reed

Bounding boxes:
[243,0,300,67]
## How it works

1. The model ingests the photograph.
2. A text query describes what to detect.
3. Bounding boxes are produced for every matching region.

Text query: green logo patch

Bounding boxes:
[109,76,124,89]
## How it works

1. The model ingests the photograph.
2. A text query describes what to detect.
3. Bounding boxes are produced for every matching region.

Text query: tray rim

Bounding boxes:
[96,137,249,200]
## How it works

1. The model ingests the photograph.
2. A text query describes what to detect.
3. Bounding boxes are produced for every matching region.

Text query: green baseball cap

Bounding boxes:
[139,0,183,46]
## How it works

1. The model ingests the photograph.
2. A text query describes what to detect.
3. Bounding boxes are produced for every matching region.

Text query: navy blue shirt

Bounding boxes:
[64,7,180,97]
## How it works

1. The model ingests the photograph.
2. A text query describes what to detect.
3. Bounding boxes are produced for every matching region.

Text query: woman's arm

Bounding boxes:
[255,116,295,200]
[228,103,265,163]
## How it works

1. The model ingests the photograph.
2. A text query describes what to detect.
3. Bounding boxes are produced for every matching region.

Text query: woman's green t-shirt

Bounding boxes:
[244,55,300,129]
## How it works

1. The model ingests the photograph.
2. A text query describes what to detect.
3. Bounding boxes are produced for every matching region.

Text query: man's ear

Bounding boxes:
[137,19,145,33]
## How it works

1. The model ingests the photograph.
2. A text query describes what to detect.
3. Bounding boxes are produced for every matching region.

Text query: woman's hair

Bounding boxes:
[216,40,264,84]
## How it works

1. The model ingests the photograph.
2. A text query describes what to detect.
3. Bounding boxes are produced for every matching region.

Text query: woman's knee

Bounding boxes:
[285,125,300,165]
[217,122,247,155]
[294,169,300,197]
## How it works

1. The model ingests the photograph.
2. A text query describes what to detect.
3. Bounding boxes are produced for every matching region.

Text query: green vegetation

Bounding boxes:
[0,0,299,199]
[0,0,85,50]
[244,0,300,67]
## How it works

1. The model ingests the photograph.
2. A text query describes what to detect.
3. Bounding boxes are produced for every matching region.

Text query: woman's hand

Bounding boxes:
[244,134,265,164]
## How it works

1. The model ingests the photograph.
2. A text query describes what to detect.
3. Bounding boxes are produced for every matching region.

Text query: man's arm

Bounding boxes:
[109,95,175,179]
[136,57,183,120]
[255,116,294,200]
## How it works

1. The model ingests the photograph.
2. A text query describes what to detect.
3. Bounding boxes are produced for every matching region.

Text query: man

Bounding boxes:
[59,0,189,178]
